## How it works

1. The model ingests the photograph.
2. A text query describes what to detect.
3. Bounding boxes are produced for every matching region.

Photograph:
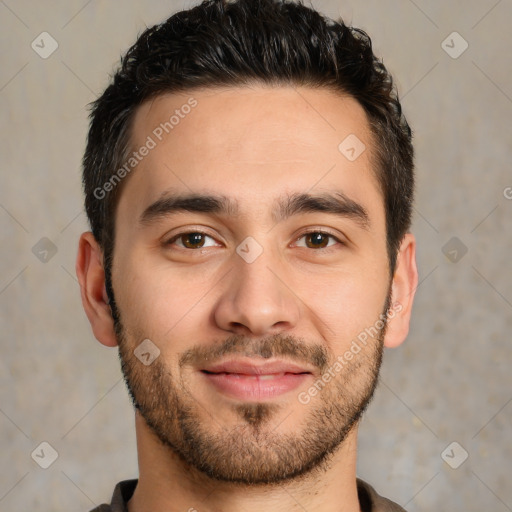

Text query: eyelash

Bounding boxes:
[164,229,344,251]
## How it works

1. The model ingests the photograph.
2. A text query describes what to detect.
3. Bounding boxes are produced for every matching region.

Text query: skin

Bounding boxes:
[76,85,418,512]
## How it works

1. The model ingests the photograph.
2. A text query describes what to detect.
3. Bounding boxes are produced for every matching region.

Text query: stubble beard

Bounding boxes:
[112,294,389,485]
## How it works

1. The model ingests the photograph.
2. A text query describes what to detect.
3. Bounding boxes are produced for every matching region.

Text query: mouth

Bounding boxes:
[200,359,314,401]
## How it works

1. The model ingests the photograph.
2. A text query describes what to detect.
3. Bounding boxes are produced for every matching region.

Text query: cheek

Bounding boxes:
[112,256,215,349]
[301,267,389,350]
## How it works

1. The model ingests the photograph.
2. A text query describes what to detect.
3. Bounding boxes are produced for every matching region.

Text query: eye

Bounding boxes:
[165,231,219,249]
[164,229,343,251]
[294,230,342,249]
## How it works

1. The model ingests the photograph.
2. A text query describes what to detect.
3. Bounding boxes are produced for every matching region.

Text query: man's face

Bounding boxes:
[110,85,392,484]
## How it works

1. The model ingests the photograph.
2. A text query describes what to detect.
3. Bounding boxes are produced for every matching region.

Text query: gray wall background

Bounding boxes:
[1,1,511,510]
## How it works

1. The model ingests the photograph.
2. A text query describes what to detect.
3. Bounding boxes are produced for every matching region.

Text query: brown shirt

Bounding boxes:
[90,478,407,511]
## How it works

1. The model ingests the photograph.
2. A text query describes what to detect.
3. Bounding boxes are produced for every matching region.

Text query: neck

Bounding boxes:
[128,412,362,512]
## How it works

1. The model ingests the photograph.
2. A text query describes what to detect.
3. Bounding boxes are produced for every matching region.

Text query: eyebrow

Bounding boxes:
[139,190,370,230]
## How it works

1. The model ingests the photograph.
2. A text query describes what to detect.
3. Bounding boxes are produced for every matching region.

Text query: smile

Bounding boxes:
[200,359,313,400]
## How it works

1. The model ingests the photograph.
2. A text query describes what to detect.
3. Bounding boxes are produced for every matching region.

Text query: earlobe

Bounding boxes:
[383,233,418,348]
[75,232,118,347]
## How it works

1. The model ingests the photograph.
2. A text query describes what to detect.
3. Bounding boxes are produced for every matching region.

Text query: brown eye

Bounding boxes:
[295,231,340,249]
[180,233,206,249]
[295,229,345,252]
[304,232,331,249]
[166,232,218,249]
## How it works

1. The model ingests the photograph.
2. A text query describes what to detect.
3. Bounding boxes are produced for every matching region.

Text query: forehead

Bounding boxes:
[118,85,383,226]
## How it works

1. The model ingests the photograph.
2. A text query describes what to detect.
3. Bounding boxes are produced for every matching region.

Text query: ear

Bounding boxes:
[76,232,118,347]
[383,233,418,348]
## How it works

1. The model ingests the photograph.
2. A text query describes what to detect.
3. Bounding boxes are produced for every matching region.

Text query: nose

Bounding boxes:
[212,249,301,337]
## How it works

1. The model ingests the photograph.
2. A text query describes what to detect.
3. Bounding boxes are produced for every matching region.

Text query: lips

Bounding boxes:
[200,359,314,400]
[201,359,313,376]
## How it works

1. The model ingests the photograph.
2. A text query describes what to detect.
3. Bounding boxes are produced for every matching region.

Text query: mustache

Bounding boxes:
[179,333,329,372]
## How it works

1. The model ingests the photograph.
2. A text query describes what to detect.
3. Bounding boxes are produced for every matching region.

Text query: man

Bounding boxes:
[76,0,418,510]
